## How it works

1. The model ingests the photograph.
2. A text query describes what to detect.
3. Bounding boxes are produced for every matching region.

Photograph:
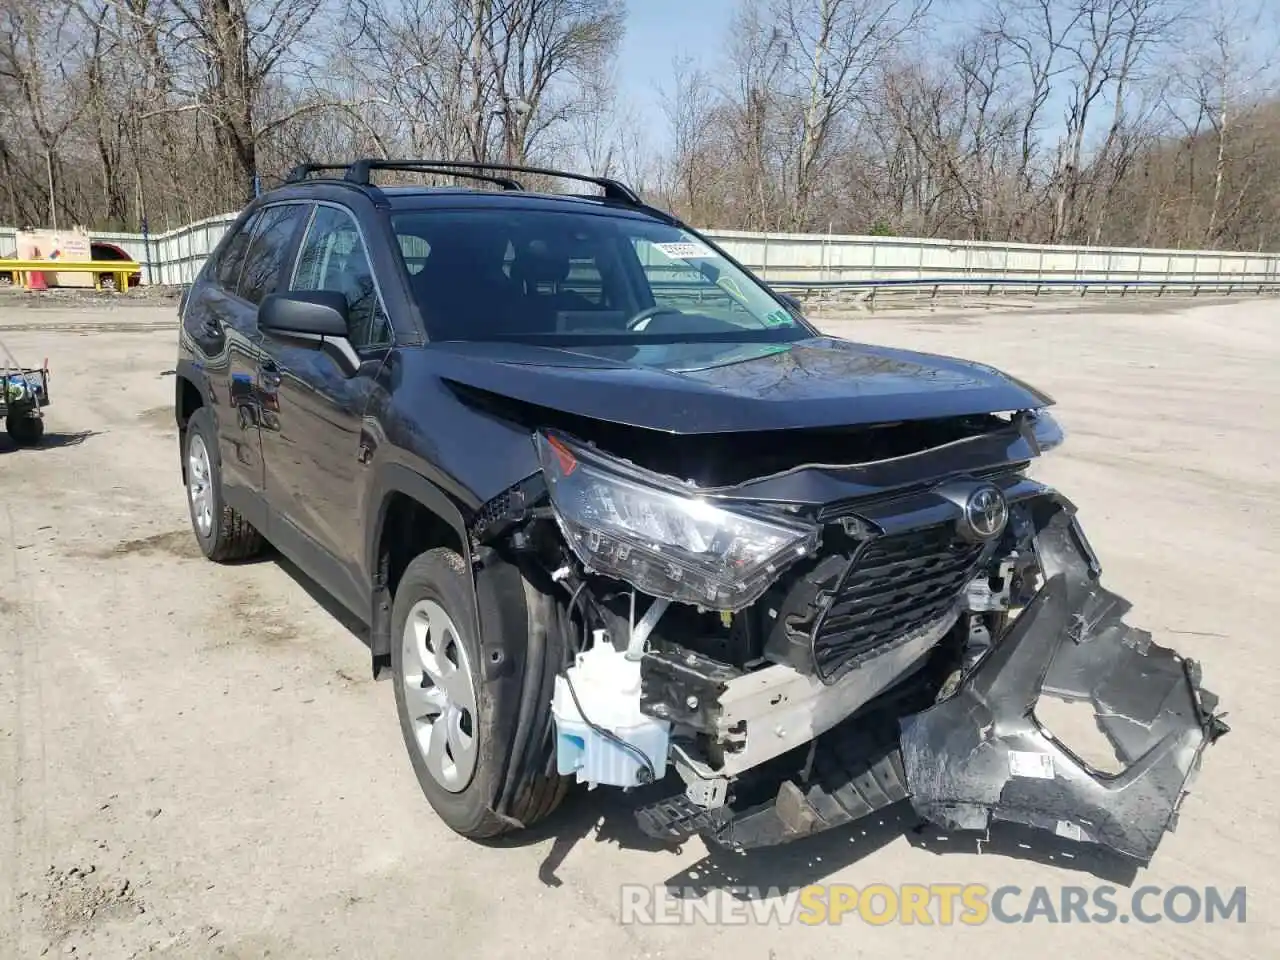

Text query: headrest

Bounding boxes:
[421,225,509,272]
[511,237,570,286]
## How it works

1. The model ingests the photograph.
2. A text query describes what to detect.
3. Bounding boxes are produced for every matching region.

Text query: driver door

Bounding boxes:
[257,203,393,616]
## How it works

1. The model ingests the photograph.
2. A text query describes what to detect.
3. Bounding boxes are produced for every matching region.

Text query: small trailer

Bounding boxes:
[1,339,49,446]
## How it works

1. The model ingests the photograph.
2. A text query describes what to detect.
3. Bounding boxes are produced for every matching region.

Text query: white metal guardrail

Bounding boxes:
[4,215,1279,291]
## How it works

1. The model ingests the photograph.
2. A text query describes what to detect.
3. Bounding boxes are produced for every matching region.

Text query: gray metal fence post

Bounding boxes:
[141,218,153,286]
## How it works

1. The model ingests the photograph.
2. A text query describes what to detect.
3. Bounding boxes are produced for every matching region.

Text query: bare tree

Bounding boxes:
[723,0,789,228]
[0,0,90,227]
[772,0,933,229]
[487,0,624,164]
[658,54,724,224]
[339,0,621,168]
[1172,0,1278,243]
[4,0,1280,254]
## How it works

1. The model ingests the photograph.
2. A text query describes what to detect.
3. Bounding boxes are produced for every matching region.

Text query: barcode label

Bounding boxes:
[1008,750,1055,779]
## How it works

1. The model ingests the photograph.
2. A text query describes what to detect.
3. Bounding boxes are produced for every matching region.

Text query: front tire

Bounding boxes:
[392,548,567,838]
[184,407,264,562]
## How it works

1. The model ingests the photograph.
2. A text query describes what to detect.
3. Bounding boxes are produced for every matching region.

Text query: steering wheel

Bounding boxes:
[625,305,679,331]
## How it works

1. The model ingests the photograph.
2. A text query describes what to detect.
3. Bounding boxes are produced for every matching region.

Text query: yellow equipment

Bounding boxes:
[0,258,142,293]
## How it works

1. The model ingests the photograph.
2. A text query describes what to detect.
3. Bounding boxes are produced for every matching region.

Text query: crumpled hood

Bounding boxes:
[429,336,1053,434]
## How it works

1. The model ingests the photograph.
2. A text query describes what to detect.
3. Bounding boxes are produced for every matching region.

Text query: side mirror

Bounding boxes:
[776,292,804,315]
[259,291,349,339]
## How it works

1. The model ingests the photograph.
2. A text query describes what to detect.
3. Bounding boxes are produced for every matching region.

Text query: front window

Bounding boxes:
[390,209,805,344]
[291,205,392,348]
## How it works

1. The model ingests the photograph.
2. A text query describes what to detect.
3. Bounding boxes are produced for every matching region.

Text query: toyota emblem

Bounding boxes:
[961,485,1009,540]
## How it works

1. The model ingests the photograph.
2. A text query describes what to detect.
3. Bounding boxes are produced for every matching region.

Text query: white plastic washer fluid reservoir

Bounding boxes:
[551,632,671,789]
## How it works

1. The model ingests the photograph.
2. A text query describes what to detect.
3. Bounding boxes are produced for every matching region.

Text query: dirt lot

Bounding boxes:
[1,291,1276,958]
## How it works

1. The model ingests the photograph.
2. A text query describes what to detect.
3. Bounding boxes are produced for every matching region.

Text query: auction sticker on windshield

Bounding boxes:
[653,241,716,259]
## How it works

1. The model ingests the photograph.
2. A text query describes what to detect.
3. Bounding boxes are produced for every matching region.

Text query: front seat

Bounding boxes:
[508,239,605,332]
[412,228,519,340]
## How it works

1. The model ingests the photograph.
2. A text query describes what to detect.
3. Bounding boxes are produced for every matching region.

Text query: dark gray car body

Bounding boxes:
[174,173,1227,866]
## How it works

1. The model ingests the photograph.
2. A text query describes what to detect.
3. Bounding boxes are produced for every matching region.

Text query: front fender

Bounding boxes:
[363,461,477,667]
[363,461,473,578]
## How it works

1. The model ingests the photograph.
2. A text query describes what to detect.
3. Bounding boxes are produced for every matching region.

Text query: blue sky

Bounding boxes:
[616,0,737,133]
[610,0,1280,161]
[614,0,1280,129]
[613,0,975,144]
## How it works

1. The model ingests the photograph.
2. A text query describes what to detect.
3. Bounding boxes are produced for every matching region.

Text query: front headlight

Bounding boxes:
[535,430,819,611]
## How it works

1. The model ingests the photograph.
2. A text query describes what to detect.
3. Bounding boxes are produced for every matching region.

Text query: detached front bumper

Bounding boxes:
[640,501,1228,865]
[900,506,1229,863]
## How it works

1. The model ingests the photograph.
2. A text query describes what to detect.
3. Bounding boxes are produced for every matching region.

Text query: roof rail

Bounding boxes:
[284,161,523,193]
[344,158,642,205]
[342,161,526,192]
[284,163,352,184]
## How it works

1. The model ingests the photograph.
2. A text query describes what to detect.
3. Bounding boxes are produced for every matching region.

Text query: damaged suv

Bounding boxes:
[175,160,1227,864]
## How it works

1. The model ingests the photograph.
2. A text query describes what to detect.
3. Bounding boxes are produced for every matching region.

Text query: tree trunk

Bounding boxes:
[209,0,258,205]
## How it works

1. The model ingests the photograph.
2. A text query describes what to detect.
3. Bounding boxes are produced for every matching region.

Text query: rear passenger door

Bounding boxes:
[184,208,262,509]
[257,202,393,615]
[205,203,309,509]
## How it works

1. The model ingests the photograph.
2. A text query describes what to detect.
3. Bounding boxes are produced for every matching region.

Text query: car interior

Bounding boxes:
[393,211,768,342]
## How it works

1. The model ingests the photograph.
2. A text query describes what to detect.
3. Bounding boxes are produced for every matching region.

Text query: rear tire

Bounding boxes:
[5,412,44,447]
[391,548,567,838]
[184,407,263,562]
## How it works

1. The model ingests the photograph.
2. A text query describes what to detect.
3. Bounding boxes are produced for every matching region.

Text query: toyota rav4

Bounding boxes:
[174,159,1227,863]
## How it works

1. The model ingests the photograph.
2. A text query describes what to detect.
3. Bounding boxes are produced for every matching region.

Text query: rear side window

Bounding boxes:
[238,204,307,305]
[213,211,260,290]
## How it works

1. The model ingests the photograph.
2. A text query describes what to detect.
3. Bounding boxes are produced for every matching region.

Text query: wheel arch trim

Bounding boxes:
[365,462,478,669]
[175,359,215,425]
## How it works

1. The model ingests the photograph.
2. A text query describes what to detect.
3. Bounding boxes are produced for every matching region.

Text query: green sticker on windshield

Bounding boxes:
[764,309,795,327]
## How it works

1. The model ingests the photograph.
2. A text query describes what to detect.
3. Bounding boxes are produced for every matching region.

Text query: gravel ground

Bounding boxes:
[1,291,1275,958]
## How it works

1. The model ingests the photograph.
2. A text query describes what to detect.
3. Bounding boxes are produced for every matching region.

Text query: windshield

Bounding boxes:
[390,208,807,344]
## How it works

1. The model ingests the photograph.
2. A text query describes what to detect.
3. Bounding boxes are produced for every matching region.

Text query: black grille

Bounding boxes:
[811,524,986,681]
